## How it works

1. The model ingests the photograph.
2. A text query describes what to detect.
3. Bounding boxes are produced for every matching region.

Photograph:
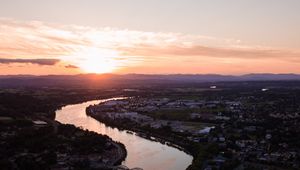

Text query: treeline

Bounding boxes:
[0,88,122,119]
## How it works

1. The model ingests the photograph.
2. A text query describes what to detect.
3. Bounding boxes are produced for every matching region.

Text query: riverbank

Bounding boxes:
[57,98,192,170]
[0,88,129,169]
[51,97,128,169]
[53,99,128,169]
[86,107,198,169]
[0,117,128,170]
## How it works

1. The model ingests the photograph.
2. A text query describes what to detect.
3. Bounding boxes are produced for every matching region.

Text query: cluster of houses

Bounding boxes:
[89,96,300,169]
[0,116,128,170]
[95,97,241,120]
[89,99,220,135]
[91,107,213,135]
[89,98,244,137]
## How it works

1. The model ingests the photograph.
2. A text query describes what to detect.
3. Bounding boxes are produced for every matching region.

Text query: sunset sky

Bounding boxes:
[0,0,300,75]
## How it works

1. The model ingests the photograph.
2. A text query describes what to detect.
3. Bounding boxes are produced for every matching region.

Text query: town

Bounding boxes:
[0,116,128,170]
[0,88,129,170]
[87,86,300,170]
[1,80,300,170]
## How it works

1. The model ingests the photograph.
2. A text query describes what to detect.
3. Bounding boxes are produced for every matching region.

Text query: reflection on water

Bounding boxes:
[55,98,193,170]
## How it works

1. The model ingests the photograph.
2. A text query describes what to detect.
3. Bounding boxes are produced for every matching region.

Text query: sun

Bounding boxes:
[77,48,119,74]
[80,57,117,74]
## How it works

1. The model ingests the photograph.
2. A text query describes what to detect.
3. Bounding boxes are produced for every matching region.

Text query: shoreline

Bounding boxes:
[86,107,196,169]
[53,98,129,168]
[111,140,127,166]
[56,97,194,170]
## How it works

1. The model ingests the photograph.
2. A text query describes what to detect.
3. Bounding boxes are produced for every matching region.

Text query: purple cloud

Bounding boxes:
[0,58,60,65]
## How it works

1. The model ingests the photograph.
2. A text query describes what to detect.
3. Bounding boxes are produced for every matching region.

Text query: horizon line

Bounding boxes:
[1,73,300,77]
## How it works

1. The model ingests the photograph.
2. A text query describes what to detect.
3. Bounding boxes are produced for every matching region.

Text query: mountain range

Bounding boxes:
[0,73,300,88]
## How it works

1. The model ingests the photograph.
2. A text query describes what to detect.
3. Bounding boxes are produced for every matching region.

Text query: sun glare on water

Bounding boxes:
[77,48,119,74]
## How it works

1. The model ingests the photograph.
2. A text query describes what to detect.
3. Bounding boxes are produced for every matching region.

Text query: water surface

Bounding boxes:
[55,98,193,170]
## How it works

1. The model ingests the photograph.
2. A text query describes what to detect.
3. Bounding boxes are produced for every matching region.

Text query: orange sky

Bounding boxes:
[0,18,299,75]
[1,1,300,75]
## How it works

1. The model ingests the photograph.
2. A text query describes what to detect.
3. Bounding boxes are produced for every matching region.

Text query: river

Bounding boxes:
[55,98,193,170]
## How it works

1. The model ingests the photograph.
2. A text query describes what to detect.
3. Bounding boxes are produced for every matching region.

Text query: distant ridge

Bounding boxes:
[2,73,300,80]
[0,73,300,87]
[240,73,300,80]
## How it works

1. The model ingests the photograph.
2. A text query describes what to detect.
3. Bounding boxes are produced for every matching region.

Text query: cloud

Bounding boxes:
[0,18,91,59]
[65,64,79,69]
[0,58,60,65]
[118,44,300,61]
[0,17,299,75]
[0,18,246,60]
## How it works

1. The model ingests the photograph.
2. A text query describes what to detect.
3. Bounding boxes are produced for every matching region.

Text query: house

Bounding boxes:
[190,113,201,119]
[198,126,215,134]
[33,120,48,127]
